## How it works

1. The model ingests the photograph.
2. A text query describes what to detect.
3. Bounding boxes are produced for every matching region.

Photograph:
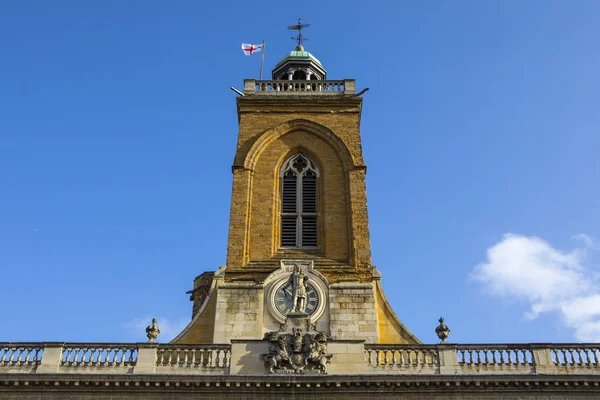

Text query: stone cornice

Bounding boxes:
[2,373,600,396]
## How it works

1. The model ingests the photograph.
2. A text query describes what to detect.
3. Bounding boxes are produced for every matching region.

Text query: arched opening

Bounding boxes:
[280,153,320,248]
[292,70,307,80]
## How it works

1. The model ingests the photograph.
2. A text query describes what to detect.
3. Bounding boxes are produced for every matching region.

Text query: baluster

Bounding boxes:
[1,346,8,363]
[73,347,80,365]
[550,349,559,365]
[500,350,505,365]
[581,349,589,366]
[571,348,580,365]
[5,347,13,363]
[95,347,102,365]
[87,347,95,365]
[85,347,92,365]
[25,347,33,364]
[221,349,226,367]
[208,349,214,367]
[115,348,122,366]
[391,349,397,366]
[101,348,108,366]
[557,348,565,365]
[122,348,129,366]
[101,348,107,365]
[562,348,569,365]
[189,349,196,367]
[102,347,112,365]
[17,347,26,364]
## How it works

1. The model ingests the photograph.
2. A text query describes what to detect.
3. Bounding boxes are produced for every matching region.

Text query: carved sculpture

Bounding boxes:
[435,317,450,343]
[263,329,332,374]
[145,318,161,343]
[282,264,309,313]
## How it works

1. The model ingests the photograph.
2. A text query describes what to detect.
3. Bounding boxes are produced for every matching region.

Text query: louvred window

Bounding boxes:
[280,154,319,248]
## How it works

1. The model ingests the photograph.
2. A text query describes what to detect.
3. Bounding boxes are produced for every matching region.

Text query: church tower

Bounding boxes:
[174,41,419,346]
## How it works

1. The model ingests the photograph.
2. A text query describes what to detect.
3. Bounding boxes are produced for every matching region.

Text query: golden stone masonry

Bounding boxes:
[1,35,599,400]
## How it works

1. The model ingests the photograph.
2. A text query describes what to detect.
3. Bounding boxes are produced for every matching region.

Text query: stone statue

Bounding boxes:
[284,264,309,313]
[145,318,160,343]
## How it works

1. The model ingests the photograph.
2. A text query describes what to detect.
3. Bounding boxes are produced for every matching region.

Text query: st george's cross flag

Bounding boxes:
[242,43,263,56]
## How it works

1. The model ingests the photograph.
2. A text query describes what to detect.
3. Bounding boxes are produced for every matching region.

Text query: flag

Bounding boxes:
[242,43,263,56]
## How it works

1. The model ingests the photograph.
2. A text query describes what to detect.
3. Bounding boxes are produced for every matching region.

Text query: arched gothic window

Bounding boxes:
[280,153,319,248]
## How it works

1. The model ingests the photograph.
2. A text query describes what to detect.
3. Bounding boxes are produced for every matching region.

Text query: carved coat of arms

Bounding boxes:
[262,328,332,374]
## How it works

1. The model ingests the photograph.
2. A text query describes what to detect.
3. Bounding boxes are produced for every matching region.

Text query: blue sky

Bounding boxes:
[1,1,599,344]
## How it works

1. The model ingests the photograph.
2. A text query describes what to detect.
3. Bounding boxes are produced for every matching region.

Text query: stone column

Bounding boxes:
[36,342,64,373]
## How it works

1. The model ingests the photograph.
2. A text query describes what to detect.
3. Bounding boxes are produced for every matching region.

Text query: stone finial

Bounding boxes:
[435,317,450,343]
[145,318,160,343]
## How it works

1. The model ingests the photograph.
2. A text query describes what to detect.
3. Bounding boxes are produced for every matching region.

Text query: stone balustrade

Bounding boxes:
[0,343,43,373]
[243,79,356,95]
[156,345,231,372]
[60,343,138,373]
[1,341,599,376]
[364,345,439,373]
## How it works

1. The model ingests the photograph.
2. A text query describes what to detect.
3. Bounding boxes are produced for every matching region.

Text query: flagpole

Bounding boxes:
[259,40,265,80]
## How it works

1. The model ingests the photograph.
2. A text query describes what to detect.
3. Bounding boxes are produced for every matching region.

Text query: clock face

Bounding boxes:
[273,281,320,317]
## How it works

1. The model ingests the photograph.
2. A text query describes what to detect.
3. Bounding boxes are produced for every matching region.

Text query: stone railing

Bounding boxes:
[156,344,231,374]
[364,345,439,374]
[1,341,599,376]
[0,342,231,375]
[60,343,138,373]
[550,344,600,370]
[0,343,44,373]
[456,344,535,374]
[365,343,600,375]
[243,79,356,95]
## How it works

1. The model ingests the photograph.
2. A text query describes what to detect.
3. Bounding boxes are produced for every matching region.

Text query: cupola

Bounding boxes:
[271,44,327,81]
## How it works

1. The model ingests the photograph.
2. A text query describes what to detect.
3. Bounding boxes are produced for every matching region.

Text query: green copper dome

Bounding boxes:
[271,45,327,80]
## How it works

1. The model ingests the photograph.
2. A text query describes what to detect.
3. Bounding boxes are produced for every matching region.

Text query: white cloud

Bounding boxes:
[472,233,600,341]
[122,316,190,343]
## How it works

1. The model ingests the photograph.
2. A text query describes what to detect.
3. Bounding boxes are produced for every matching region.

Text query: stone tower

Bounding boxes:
[173,45,419,345]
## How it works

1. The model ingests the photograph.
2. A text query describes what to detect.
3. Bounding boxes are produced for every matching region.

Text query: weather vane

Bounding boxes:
[288,18,310,47]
